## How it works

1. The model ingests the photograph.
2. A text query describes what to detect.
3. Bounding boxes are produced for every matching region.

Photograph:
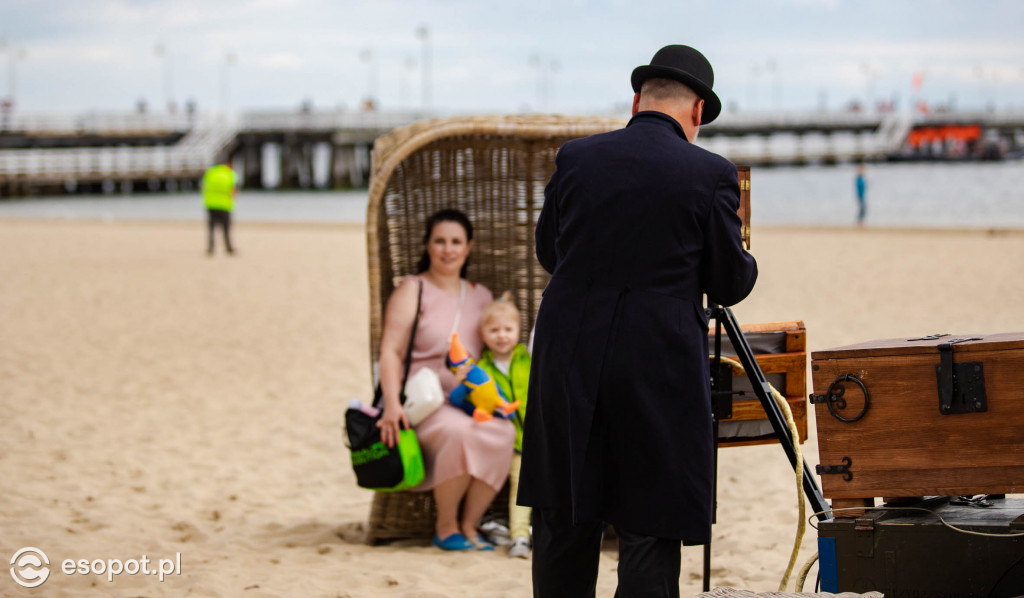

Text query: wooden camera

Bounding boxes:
[737,164,751,250]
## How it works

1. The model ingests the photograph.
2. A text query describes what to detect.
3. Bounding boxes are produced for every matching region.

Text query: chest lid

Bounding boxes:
[811,332,1024,361]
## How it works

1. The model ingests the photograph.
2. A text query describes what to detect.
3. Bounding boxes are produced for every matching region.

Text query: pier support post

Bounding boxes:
[242,136,262,189]
[331,144,358,189]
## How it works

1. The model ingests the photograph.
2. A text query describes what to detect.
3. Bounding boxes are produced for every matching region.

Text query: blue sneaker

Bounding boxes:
[433,532,474,551]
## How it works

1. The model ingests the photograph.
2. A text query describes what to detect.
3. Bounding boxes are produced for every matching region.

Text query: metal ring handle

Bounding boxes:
[825,374,870,423]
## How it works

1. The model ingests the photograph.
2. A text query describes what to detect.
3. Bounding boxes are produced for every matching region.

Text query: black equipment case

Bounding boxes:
[817,496,1024,596]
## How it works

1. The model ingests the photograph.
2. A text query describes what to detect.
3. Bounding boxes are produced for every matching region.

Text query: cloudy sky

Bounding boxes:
[1,0,1022,116]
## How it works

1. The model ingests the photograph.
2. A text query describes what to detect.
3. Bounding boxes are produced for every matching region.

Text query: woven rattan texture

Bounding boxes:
[367,114,625,368]
[366,480,511,545]
[363,115,625,544]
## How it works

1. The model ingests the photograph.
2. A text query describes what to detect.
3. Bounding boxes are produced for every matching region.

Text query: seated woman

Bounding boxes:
[375,209,516,551]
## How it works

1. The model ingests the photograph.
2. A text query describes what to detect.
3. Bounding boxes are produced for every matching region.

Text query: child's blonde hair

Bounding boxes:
[480,291,520,329]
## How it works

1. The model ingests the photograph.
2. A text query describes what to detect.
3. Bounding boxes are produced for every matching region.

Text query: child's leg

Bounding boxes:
[508,453,531,540]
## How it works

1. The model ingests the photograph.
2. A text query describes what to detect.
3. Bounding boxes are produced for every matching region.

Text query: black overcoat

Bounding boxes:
[517,111,758,544]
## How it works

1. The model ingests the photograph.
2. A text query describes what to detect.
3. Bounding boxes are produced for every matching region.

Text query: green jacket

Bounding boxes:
[202,164,236,211]
[477,343,531,452]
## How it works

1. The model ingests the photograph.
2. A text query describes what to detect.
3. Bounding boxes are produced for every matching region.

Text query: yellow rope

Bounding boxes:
[796,552,819,591]
[714,355,805,592]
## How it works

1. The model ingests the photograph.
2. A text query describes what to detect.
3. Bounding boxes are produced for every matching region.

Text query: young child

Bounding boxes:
[475,292,532,558]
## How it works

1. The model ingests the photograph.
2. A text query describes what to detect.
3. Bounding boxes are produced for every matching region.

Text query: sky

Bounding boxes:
[1,0,1023,117]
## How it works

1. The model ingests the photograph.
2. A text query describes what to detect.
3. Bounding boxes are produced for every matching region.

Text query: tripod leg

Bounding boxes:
[703,419,718,592]
[713,304,831,521]
[704,317,725,592]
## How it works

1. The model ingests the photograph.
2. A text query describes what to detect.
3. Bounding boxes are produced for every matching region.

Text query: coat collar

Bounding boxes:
[627,111,689,142]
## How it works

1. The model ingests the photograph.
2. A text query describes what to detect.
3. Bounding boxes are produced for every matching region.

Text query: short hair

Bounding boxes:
[640,77,698,104]
[480,291,520,329]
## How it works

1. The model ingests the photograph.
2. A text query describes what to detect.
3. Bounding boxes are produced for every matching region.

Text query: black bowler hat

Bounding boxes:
[631,45,721,124]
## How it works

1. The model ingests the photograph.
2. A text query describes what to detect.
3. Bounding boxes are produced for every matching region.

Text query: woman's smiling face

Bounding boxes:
[426,220,472,276]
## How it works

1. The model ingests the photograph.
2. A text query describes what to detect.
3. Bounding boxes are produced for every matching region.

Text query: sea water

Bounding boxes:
[1,160,1022,229]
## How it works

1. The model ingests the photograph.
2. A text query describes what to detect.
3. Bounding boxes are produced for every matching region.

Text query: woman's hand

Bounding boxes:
[376,277,419,448]
[376,400,410,448]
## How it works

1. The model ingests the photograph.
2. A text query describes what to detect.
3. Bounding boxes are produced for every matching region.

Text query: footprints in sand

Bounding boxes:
[333,522,366,545]
[171,520,206,543]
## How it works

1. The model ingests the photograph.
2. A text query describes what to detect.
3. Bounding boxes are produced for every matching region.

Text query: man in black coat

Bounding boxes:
[518,45,758,598]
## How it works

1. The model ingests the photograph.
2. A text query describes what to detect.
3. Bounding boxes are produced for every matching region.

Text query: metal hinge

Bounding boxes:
[816,457,853,481]
[936,338,987,414]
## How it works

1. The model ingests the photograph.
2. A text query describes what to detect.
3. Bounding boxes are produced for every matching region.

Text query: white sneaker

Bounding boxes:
[508,537,530,559]
[478,520,511,546]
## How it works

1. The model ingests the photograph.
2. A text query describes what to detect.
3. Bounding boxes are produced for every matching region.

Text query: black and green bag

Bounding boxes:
[345,401,425,491]
[344,281,426,492]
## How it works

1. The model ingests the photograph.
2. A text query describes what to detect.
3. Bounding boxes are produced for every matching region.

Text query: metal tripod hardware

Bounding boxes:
[710,303,831,521]
[703,303,832,592]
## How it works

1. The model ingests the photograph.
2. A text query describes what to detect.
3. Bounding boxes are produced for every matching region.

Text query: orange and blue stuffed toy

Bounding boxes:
[446,333,521,422]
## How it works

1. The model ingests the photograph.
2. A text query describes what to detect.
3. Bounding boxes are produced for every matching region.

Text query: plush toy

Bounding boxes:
[446,333,521,422]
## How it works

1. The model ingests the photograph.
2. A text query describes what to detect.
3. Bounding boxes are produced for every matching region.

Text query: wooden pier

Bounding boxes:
[2,108,1023,195]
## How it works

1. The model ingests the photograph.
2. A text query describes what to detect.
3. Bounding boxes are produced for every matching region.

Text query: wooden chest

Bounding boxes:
[811,333,1024,516]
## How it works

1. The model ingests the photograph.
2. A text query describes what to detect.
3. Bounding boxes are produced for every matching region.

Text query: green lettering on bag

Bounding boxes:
[351,442,390,466]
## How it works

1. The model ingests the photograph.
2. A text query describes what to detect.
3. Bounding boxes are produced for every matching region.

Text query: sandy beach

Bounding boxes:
[2,219,1023,597]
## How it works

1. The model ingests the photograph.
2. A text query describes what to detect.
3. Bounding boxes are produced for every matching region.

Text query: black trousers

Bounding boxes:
[207,209,233,253]
[532,508,681,598]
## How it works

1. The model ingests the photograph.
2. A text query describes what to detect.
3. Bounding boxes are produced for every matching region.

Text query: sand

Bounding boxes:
[2,219,1023,597]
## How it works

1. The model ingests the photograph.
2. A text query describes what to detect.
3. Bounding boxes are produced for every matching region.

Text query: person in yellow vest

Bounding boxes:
[202,161,238,255]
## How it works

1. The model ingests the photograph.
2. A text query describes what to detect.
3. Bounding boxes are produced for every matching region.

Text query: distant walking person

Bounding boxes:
[202,161,238,255]
[855,164,867,227]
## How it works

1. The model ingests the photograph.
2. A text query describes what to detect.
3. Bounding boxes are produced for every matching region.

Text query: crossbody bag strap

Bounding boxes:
[448,279,467,339]
[373,279,423,409]
[398,280,424,405]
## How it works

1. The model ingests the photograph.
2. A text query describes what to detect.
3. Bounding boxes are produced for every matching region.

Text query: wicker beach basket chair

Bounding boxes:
[364,114,626,544]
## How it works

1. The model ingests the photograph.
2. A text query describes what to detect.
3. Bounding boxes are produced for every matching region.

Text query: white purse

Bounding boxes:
[403,367,445,426]
[402,279,468,426]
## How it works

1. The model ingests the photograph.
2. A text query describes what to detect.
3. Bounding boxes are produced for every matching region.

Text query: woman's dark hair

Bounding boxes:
[416,209,474,278]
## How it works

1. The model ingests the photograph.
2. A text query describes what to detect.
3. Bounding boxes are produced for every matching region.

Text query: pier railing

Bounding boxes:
[0,117,237,183]
[0,111,219,135]
[239,110,425,133]
[4,108,1024,191]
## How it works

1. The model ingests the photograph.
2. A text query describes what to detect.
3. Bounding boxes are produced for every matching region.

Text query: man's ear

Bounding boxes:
[691,99,704,126]
[632,93,641,116]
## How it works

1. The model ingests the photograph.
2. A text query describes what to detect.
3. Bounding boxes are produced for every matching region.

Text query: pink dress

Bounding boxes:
[405,275,516,492]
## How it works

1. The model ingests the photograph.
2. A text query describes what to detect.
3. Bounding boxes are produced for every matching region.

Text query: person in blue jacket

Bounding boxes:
[855,164,867,226]
[518,45,758,598]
